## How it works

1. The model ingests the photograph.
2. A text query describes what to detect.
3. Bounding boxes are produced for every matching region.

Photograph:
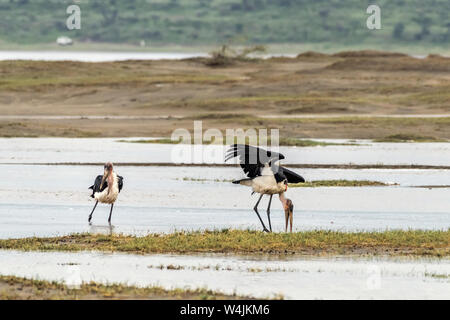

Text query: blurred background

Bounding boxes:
[0,0,449,54]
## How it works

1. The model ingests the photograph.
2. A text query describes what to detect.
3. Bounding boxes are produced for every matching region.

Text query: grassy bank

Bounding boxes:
[0,230,448,257]
[0,275,248,300]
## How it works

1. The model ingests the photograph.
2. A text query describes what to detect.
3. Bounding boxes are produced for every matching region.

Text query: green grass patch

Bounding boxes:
[0,230,448,257]
[374,134,447,143]
[424,273,450,279]
[278,138,360,147]
[118,136,360,147]
[179,177,232,183]
[290,180,394,188]
[180,178,391,187]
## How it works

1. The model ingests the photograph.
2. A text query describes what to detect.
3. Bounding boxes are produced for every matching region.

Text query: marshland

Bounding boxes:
[0,52,449,300]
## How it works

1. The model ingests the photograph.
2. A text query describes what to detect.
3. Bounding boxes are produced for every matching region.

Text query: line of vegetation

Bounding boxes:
[413,185,450,189]
[289,180,394,188]
[148,263,293,274]
[374,134,447,143]
[179,178,393,187]
[118,137,360,147]
[0,230,448,257]
[0,275,250,300]
[424,272,450,279]
[258,116,450,127]
[179,177,233,183]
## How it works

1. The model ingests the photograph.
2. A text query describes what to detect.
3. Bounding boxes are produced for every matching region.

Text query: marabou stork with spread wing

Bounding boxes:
[226,144,305,232]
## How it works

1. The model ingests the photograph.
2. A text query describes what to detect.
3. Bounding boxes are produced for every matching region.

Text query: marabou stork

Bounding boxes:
[226,144,305,232]
[88,162,123,224]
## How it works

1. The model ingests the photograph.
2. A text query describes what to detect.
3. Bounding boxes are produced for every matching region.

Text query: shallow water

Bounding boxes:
[0,51,442,62]
[0,165,448,238]
[0,250,448,299]
[1,138,449,239]
[1,138,450,166]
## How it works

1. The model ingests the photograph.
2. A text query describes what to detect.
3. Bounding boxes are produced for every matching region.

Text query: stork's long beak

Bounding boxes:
[100,169,109,190]
[284,200,293,233]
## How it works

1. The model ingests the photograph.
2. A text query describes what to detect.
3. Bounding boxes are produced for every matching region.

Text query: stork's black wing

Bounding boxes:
[225,144,285,178]
[280,166,305,183]
[118,175,124,192]
[89,175,107,198]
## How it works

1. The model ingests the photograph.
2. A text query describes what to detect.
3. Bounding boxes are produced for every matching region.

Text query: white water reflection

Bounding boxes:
[0,250,448,299]
[0,203,448,239]
[1,138,450,166]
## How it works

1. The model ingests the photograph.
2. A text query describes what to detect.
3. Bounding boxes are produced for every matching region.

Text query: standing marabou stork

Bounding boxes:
[88,162,124,224]
[226,144,305,232]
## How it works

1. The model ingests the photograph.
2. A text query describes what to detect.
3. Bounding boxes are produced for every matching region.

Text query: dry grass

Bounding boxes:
[0,275,249,300]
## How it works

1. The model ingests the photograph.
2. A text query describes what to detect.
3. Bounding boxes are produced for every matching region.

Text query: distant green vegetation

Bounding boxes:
[0,0,449,49]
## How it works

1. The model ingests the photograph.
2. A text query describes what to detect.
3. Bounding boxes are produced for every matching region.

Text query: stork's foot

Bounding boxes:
[262,227,270,233]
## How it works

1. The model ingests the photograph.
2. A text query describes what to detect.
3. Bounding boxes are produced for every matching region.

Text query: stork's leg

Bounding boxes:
[253,194,269,232]
[266,195,273,232]
[285,210,289,232]
[289,210,293,233]
[88,201,98,224]
[108,203,114,224]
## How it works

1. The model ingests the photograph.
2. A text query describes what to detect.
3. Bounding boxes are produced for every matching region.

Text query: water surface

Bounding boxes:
[0,165,448,239]
[0,250,447,299]
[1,138,449,166]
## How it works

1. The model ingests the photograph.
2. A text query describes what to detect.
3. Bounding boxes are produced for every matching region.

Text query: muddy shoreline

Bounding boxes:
[1,54,449,139]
